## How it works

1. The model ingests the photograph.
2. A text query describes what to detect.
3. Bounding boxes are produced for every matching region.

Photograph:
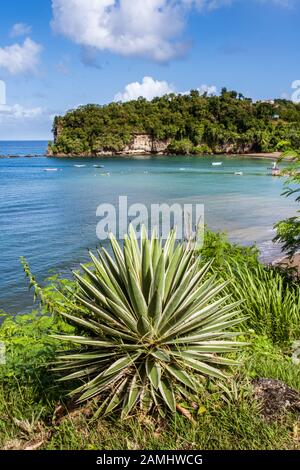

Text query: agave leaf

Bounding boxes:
[175,354,227,380]
[121,371,142,419]
[127,270,150,333]
[150,385,166,418]
[171,248,194,291]
[58,311,102,334]
[151,231,161,273]
[56,365,101,381]
[163,228,176,266]
[75,373,121,402]
[51,335,142,351]
[148,289,162,322]
[165,364,198,392]
[184,341,249,353]
[141,235,152,301]
[151,349,170,362]
[146,358,161,390]
[164,297,236,339]
[57,352,116,361]
[73,272,108,306]
[104,378,128,415]
[75,295,127,329]
[129,224,141,271]
[159,378,176,412]
[150,252,165,302]
[164,244,184,301]
[59,311,136,341]
[103,354,141,377]
[105,298,138,332]
[93,249,130,306]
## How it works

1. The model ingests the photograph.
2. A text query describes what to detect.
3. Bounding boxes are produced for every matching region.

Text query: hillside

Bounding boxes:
[48,89,300,156]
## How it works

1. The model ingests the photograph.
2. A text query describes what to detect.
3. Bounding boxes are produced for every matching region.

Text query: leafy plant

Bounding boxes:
[274,150,300,257]
[199,228,260,271]
[52,226,246,417]
[222,261,300,345]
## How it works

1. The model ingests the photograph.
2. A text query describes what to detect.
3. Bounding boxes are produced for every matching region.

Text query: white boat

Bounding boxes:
[212,162,223,166]
[234,171,243,176]
[44,168,59,172]
[93,164,104,168]
[74,164,86,168]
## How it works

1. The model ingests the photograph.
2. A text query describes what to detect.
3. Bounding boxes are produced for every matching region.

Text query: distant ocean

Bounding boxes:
[0,140,49,157]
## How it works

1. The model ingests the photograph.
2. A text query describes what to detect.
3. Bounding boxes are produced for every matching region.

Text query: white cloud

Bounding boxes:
[114,76,175,102]
[51,1,291,63]
[193,84,217,96]
[10,23,32,37]
[0,38,42,75]
[114,76,217,102]
[51,0,189,62]
[0,104,43,120]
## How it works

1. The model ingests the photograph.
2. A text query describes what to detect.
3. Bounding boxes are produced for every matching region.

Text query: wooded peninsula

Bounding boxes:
[48,88,300,157]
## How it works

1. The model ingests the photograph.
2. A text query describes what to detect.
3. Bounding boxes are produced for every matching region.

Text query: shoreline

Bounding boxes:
[0,151,286,160]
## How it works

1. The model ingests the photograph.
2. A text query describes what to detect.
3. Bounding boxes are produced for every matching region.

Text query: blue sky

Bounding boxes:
[0,0,299,140]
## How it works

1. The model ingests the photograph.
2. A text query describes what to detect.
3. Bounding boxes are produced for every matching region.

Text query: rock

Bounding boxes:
[252,378,300,421]
[122,133,170,155]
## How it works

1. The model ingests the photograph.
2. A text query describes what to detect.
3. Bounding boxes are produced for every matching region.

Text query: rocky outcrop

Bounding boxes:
[96,134,171,156]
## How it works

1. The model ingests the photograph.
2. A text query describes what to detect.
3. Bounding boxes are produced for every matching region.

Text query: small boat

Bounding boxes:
[212,162,223,166]
[93,164,104,168]
[268,162,281,176]
[44,168,59,172]
[74,164,86,168]
[100,172,111,176]
[234,171,243,176]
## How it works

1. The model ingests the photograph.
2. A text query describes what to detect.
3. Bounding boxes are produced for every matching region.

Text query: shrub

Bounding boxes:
[51,227,246,417]
[223,262,300,345]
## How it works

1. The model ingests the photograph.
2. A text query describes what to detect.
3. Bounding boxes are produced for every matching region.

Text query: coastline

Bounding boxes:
[0,151,283,159]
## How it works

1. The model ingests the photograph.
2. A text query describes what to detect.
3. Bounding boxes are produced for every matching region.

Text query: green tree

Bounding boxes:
[274,151,300,257]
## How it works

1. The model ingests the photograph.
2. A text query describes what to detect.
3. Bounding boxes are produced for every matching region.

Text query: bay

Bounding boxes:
[0,141,297,313]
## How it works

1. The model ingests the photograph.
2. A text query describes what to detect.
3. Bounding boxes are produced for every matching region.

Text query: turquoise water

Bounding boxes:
[0,147,297,313]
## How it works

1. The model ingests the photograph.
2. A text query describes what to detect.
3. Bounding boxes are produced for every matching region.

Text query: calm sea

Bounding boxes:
[0,141,297,313]
[0,140,48,157]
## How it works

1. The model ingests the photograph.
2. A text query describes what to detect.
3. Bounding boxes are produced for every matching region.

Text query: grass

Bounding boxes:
[0,315,299,450]
[0,231,299,450]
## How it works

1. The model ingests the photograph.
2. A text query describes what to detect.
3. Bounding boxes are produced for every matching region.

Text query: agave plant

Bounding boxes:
[53,226,246,417]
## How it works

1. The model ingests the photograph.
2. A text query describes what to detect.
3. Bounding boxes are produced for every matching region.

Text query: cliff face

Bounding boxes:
[95,134,170,156]
[48,131,171,157]
[122,133,170,154]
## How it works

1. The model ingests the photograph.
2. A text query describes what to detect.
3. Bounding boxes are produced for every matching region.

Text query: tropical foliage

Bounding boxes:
[1,230,299,449]
[221,262,300,345]
[49,89,300,155]
[52,227,246,417]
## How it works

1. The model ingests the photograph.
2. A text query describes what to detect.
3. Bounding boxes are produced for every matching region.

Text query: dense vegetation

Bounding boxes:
[274,151,300,256]
[48,89,300,156]
[0,229,299,450]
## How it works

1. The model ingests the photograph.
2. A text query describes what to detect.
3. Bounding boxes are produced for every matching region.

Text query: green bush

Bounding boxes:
[51,227,246,417]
